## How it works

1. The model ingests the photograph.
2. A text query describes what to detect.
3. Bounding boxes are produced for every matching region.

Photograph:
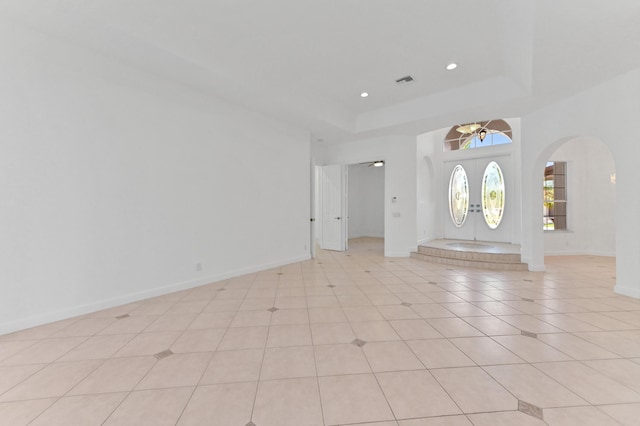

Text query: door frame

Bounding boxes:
[441,144,516,243]
[346,162,386,244]
[318,164,348,251]
[314,160,387,254]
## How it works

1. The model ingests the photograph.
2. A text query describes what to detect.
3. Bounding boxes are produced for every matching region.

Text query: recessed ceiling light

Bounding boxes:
[360,92,369,98]
[446,63,458,71]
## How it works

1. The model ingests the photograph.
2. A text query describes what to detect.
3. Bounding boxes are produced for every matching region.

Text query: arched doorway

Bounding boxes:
[541,137,616,256]
[442,119,517,243]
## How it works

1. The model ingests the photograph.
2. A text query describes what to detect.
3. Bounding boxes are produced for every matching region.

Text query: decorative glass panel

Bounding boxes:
[443,119,512,151]
[481,161,505,229]
[448,165,469,227]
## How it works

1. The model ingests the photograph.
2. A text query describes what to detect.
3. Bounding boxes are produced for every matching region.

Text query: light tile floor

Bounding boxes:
[1,237,640,425]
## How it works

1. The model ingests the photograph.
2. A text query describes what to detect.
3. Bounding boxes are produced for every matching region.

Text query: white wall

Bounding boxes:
[348,164,384,239]
[416,129,445,243]
[315,135,418,257]
[521,68,640,297]
[0,22,311,334]
[543,138,616,256]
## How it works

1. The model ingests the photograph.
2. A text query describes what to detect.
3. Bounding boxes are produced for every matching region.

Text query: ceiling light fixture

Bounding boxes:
[446,63,458,70]
[455,122,490,142]
[456,123,481,134]
[360,92,369,98]
[373,160,384,167]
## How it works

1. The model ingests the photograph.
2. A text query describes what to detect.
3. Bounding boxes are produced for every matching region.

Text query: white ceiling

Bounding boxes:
[3,0,640,143]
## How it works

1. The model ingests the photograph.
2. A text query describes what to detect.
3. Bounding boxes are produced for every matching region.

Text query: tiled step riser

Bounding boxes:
[416,246,522,264]
[410,252,529,271]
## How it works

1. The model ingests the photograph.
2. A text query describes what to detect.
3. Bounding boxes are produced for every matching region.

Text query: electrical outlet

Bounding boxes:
[195,262,202,272]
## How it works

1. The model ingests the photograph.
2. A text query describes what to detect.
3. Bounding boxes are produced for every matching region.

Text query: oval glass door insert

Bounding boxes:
[481,161,505,229]
[448,164,469,227]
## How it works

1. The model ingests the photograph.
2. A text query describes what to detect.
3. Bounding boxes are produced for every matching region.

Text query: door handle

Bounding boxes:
[334,217,341,220]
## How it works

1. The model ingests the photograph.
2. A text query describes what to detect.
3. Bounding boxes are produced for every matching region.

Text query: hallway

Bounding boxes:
[1,239,639,425]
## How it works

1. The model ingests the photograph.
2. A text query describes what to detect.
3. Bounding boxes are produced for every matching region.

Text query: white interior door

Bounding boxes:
[444,155,512,243]
[320,164,346,251]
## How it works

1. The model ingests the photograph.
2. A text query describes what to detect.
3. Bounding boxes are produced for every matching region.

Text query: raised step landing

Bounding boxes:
[411,239,528,271]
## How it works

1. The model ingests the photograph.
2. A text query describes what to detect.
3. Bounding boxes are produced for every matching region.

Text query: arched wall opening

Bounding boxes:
[525,134,617,271]
[540,137,616,256]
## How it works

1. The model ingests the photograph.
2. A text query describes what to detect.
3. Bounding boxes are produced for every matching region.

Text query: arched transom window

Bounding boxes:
[444,119,512,151]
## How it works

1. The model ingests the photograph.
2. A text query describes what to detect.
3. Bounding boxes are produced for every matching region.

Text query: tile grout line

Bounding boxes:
[247,269,280,425]
[2,242,638,425]
[98,306,184,425]
[303,264,328,426]
[326,250,401,423]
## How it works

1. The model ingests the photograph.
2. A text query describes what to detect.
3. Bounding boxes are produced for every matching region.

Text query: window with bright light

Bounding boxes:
[482,161,505,229]
[543,161,567,230]
[448,165,469,227]
[444,119,512,151]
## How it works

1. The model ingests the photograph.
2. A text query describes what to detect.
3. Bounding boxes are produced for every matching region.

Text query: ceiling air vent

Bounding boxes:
[395,75,415,85]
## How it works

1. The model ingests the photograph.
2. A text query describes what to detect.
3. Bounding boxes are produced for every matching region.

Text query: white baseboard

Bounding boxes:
[544,250,615,257]
[349,234,385,240]
[525,250,615,271]
[0,254,311,335]
[615,285,640,300]
[527,264,546,272]
[385,251,411,257]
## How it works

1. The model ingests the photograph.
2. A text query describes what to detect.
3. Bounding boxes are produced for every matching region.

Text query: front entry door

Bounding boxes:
[443,155,512,243]
[320,164,346,251]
